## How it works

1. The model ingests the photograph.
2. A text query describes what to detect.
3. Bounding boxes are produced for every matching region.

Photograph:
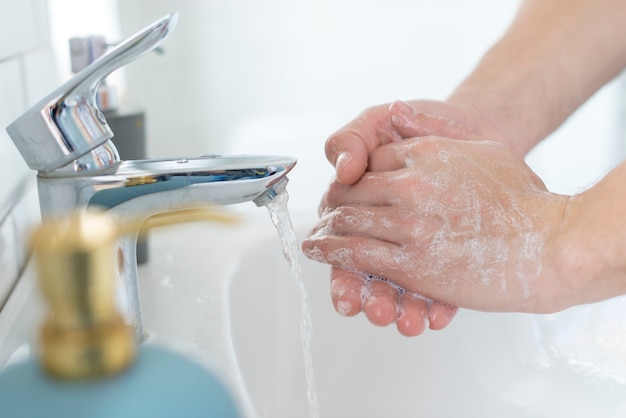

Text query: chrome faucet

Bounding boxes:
[6,13,296,342]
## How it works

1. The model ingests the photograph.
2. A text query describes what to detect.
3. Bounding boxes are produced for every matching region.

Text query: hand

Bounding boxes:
[317,100,485,335]
[304,137,570,313]
[326,99,511,186]
[316,99,494,335]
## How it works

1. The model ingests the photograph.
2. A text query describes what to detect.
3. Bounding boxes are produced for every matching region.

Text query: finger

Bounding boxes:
[323,175,396,208]
[330,267,366,317]
[316,205,443,247]
[389,100,480,141]
[323,169,432,209]
[326,104,401,185]
[428,303,458,330]
[396,292,429,337]
[367,135,471,177]
[365,139,410,173]
[363,279,399,327]
[302,234,409,284]
[366,136,444,173]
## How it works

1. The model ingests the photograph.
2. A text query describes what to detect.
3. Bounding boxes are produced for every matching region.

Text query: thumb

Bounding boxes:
[326,104,399,185]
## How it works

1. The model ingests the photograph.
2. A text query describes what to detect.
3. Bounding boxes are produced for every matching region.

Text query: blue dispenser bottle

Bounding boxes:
[0,210,240,418]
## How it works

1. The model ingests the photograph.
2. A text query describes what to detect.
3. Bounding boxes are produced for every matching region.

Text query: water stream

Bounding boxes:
[265,191,320,418]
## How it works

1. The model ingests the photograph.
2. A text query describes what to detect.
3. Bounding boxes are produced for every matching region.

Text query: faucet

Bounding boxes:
[6,13,296,342]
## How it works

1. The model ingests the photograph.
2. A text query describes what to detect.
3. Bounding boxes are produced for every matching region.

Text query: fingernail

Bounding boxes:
[390,101,417,129]
[390,100,416,116]
[336,151,352,170]
[391,114,404,127]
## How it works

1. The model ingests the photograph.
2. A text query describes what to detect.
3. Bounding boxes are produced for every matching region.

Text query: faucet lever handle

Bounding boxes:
[6,13,179,172]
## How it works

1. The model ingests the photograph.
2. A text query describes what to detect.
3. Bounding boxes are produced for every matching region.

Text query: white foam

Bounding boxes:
[327,247,355,269]
[302,247,327,264]
[336,300,353,316]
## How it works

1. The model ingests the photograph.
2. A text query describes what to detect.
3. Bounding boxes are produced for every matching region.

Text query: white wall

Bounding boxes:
[0,1,58,307]
[116,1,519,155]
[2,0,623,235]
[113,0,626,217]
[47,0,122,83]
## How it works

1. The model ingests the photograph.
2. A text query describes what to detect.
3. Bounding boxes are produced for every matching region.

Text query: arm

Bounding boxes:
[447,0,626,156]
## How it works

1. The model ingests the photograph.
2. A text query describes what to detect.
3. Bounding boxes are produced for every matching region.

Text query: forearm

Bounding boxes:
[549,160,626,310]
[448,0,626,156]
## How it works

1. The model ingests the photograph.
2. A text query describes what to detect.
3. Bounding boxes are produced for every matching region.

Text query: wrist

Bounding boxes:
[548,165,626,309]
[542,195,598,311]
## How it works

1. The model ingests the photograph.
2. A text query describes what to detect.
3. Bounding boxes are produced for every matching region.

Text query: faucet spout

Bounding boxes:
[253,176,290,207]
[85,154,295,211]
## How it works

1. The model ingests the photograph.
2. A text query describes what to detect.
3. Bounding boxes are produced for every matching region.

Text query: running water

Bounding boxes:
[265,190,320,418]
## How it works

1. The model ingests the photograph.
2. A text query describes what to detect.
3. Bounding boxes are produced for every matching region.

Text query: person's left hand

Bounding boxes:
[303,136,569,314]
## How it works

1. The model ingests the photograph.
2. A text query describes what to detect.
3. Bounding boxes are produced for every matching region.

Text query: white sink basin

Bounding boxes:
[229,222,626,418]
[3,210,626,418]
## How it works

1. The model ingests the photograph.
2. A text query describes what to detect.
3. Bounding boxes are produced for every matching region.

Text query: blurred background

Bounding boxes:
[48,0,626,216]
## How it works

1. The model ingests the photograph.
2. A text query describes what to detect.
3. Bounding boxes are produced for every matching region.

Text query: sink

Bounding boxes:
[229,221,626,418]
[2,210,626,417]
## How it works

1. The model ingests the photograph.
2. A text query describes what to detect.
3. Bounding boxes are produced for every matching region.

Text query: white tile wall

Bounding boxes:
[0,59,28,211]
[0,0,58,308]
[0,1,49,62]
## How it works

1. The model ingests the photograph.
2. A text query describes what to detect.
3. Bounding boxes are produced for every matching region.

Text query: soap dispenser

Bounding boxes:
[0,209,240,418]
